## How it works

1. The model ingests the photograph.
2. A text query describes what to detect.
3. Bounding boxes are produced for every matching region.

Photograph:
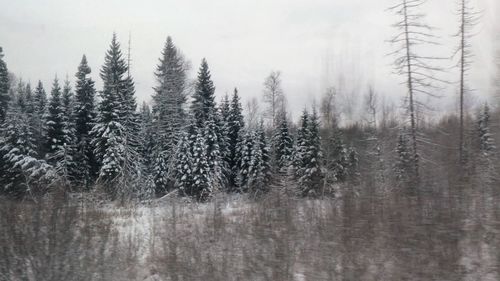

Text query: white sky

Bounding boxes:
[1,0,498,121]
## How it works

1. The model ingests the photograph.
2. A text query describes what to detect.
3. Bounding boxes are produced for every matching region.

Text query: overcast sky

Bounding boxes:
[1,0,498,121]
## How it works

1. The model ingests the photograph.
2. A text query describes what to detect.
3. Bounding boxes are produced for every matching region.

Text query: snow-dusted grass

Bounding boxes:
[2,187,500,280]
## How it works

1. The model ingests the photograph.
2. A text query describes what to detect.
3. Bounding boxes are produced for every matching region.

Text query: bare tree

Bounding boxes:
[245,97,260,130]
[263,71,285,128]
[364,85,378,128]
[388,0,444,181]
[454,0,480,164]
[320,87,339,129]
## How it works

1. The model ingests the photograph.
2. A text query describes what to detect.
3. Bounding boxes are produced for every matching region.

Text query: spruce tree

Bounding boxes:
[296,109,323,195]
[74,55,98,188]
[32,81,47,155]
[347,146,360,184]
[478,104,495,155]
[330,132,349,182]
[236,130,255,191]
[34,80,48,115]
[476,103,497,183]
[191,58,216,127]
[190,130,212,201]
[273,113,293,172]
[15,80,26,112]
[226,88,245,186]
[394,130,413,184]
[151,36,188,192]
[0,47,9,124]
[152,36,187,150]
[292,110,310,175]
[204,111,225,189]
[45,77,65,162]
[254,122,271,191]
[0,107,53,197]
[24,83,34,115]
[92,34,139,194]
[172,130,194,195]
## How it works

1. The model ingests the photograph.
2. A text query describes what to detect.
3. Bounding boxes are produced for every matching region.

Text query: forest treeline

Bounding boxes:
[0,0,499,201]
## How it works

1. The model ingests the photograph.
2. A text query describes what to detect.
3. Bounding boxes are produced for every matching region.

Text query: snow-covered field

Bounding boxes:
[2,189,500,280]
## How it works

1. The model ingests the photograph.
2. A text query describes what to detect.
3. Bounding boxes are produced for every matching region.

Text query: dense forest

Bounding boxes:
[0,11,499,201]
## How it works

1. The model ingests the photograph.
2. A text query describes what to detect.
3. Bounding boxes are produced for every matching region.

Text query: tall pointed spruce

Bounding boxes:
[74,55,98,188]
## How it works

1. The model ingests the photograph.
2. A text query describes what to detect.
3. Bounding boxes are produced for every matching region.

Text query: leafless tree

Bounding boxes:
[453,0,480,164]
[320,87,339,129]
[262,71,285,128]
[388,0,444,181]
[364,85,378,128]
[245,97,260,130]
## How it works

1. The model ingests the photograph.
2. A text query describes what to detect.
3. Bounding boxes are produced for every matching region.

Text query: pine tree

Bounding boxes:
[0,47,9,124]
[45,77,65,162]
[273,113,293,172]
[74,55,98,188]
[191,59,216,127]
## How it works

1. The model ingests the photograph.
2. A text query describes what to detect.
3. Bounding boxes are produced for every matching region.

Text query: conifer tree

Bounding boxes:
[0,106,54,197]
[292,110,310,174]
[172,130,194,195]
[191,59,216,127]
[255,122,271,190]
[190,130,212,201]
[204,111,225,188]
[74,55,98,188]
[34,80,47,115]
[32,81,47,155]
[296,109,323,195]
[45,77,65,162]
[394,130,413,184]
[151,37,188,193]
[0,47,9,124]
[273,113,293,172]
[236,130,255,191]
[24,83,34,115]
[476,103,497,183]
[92,34,139,194]
[347,146,360,184]
[226,88,245,185]
[478,104,495,156]
[15,80,26,112]
[152,36,187,152]
[62,78,74,129]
